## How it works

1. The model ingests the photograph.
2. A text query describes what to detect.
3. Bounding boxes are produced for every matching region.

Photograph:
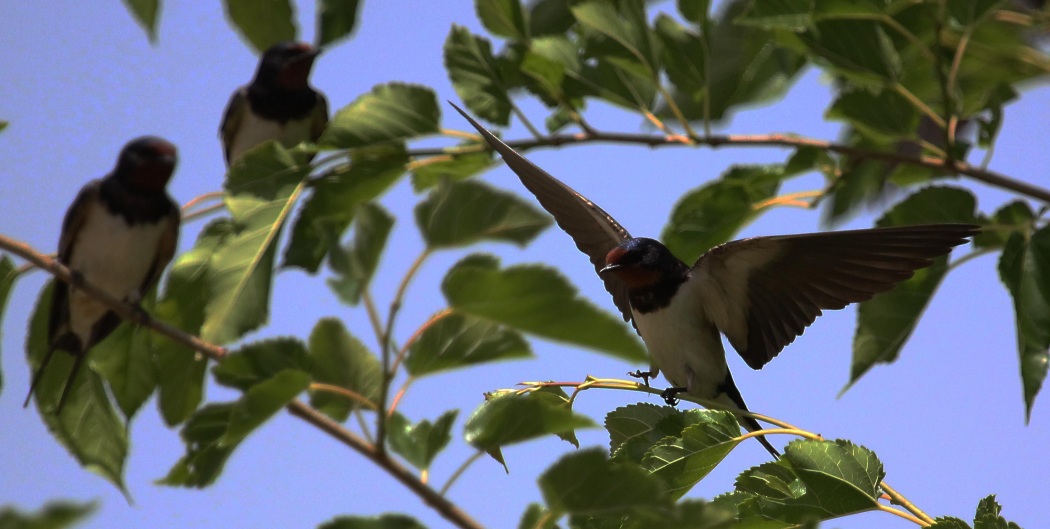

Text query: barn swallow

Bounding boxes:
[451,103,978,457]
[220,41,329,165]
[24,136,181,413]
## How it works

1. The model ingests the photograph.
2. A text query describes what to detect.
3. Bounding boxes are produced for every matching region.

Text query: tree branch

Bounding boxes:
[404,131,1050,204]
[0,235,486,529]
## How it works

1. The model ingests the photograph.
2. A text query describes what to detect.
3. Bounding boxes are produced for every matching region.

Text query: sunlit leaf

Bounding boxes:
[221,369,310,446]
[539,448,666,516]
[387,410,457,470]
[415,179,550,249]
[0,501,97,529]
[223,0,296,53]
[999,226,1050,420]
[204,143,311,344]
[477,0,528,40]
[155,219,233,425]
[160,403,237,487]
[445,25,513,125]
[212,337,311,391]
[322,83,440,149]
[308,318,381,421]
[442,254,646,362]
[404,312,531,377]
[317,0,361,47]
[410,150,495,191]
[642,412,743,499]
[285,146,406,273]
[25,283,128,493]
[325,203,395,305]
[121,0,160,42]
[319,514,428,529]
[464,392,594,451]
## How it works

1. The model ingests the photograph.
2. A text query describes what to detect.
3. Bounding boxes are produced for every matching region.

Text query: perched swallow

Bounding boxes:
[24,137,181,413]
[220,41,329,165]
[452,103,978,457]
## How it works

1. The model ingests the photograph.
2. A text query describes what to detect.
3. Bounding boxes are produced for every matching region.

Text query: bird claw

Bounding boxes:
[660,387,686,406]
[628,369,656,387]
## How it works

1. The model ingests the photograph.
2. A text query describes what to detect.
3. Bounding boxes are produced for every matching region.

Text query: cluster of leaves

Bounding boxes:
[1,0,1047,528]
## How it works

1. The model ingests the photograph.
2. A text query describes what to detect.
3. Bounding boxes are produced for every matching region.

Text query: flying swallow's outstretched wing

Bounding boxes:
[451,103,635,323]
[688,224,979,369]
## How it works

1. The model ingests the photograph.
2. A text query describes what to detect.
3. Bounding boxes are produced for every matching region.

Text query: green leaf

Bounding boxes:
[318,514,427,529]
[325,202,395,305]
[726,439,883,523]
[735,0,813,31]
[0,501,97,529]
[322,83,440,149]
[642,412,743,499]
[529,0,575,37]
[285,146,407,273]
[387,410,458,470]
[974,495,1021,529]
[442,254,647,362]
[415,179,550,249]
[799,20,900,83]
[223,0,296,54]
[605,402,681,455]
[221,369,310,446]
[91,319,157,419]
[411,150,495,191]
[308,318,381,421]
[155,219,233,425]
[571,1,659,77]
[0,255,18,391]
[121,0,160,42]
[444,25,513,125]
[165,370,310,485]
[659,2,806,122]
[517,503,557,529]
[404,312,531,377]
[928,517,972,529]
[827,88,920,143]
[464,392,594,451]
[212,337,311,391]
[661,163,789,264]
[847,187,978,390]
[161,403,237,487]
[973,200,1034,250]
[999,226,1050,420]
[477,0,528,40]
[317,0,361,47]
[539,448,667,516]
[25,283,128,493]
[205,143,311,344]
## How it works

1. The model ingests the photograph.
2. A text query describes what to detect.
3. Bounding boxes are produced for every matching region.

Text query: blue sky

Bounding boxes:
[0,1,1047,528]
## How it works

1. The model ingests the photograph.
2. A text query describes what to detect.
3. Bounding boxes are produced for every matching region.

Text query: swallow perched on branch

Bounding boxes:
[25,136,181,413]
[451,103,978,457]
[220,41,329,165]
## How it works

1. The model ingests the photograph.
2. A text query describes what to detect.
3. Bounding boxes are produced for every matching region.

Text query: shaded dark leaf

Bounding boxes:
[223,0,296,53]
[415,179,550,249]
[322,84,440,149]
[317,0,361,47]
[308,318,381,421]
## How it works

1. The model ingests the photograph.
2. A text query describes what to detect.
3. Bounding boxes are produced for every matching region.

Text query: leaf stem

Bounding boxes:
[880,481,935,525]
[309,382,379,411]
[377,249,432,450]
[439,450,485,496]
[287,401,486,529]
[877,504,929,526]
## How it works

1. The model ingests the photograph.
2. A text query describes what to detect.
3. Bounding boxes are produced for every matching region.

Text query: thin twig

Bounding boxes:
[0,234,484,529]
[0,235,226,360]
[376,249,432,450]
[440,450,485,496]
[287,401,486,529]
[400,130,1050,204]
[880,481,936,525]
[309,382,379,411]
